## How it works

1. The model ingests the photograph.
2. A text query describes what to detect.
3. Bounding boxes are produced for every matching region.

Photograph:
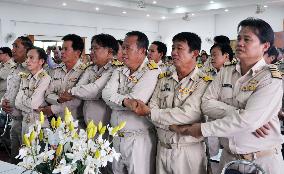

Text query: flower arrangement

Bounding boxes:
[16,107,125,174]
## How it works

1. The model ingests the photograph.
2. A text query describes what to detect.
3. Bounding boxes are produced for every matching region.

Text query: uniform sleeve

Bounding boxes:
[201,78,282,137]
[45,79,60,105]
[201,68,237,119]
[148,79,169,130]
[50,98,82,114]
[71,70,112,100]
[15,80,30,113]
[150,80,209,126]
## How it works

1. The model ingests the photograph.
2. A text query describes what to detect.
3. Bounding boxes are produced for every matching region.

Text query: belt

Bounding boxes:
[159,141,203,149]
[228,147,281,161]
[118,127,155,138]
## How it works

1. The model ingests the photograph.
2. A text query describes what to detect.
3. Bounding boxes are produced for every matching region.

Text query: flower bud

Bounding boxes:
[23,134,30,147]
[51,117,56,129]
[39,111,45,125]
[56,144,63,156]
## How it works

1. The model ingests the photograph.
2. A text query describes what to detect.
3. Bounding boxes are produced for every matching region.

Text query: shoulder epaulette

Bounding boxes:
[198,73,213,82]
[204,67,214,73]
[158,71,171,79]
[112,59,124,66]
[79,63,87,70]
[38,71,48,78]
[224,60,237,67]
[147,60,158,70]
[197,63,203,68]
[269,64,282,79]
[18,72,29,79]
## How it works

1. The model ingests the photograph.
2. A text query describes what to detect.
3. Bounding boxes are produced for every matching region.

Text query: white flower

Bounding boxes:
[16,147,29,159]
[52,158,74,174]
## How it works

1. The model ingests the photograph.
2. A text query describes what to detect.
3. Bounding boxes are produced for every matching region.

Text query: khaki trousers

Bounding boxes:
[156,141,207,174]
[112,130,157,174]
[10,119,22,164]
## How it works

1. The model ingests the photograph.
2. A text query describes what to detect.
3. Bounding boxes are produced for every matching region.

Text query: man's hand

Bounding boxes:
[253,122,271,138]
[169,123,203,138]
[37,106,53,116]
[2,99,12,114]
[58,91,74,103]
[132,100,151,116]
[123,98,138,111]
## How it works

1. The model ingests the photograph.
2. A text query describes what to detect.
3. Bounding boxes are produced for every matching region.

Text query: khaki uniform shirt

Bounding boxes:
[149,67,211,144]
[0,59,16,100]
[70,62,114,124]
[2,63,28,119]
[15,69,51,123]
[201,58,283,154]
[45,59,86,119]
[102,59,159,131]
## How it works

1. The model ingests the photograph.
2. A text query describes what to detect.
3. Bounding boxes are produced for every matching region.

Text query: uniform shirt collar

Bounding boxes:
[236,58,266,76]
[122,58,148,76]
[62,58,82,73]
[172,66,199,82]
[28,68,44,80]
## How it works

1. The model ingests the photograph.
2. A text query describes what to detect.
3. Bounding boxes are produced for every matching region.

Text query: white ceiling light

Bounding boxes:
[62,2,67,6]
[210,1,214,4]
[95,7,99,11]
[146,14,150,17]
[191,13,195,16]
[224,9,229,12]
[153,1,157,4]
[264,5,268,8]
[122,11,127,14]
[161,16,166,19]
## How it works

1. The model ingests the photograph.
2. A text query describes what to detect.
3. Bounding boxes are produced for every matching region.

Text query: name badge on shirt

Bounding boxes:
[222,84,233,88]
[161,83,170,91]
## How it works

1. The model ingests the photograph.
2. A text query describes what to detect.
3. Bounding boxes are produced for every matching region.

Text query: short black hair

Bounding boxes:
[152,41,167,58]
[267,46,279,64]
[0,47,12,57]
[62,34,84,56]
[172,32,201,52]
[27,46,48,63]
[210,43,234,61]
[17,36,33,50]
[125,31,149,51]
[214,35,230,45]
[91,34,119,55]
[238,17,274,53]
[117,40,123,46]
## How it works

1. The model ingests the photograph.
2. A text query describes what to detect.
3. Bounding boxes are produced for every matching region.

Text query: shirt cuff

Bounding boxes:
[150,108,160,123]
[201,122,213,137]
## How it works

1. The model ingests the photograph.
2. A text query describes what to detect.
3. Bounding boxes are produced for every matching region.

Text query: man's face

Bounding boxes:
[91,41,111,67]
[122,35,145,70]
[236,26,269,62]
[211,47,229,70]
[171,40,196,69]
[26,49,44,73]
[53,49,62,64]
[147,44,162,63]
[0,50,8,62]
[12,38,27,63]
[116,44,123,62]
[61,40,80,64]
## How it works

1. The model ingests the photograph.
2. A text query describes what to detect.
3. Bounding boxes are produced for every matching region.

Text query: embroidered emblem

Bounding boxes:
[241,79,258,91]
[147,60,158,70]
[18,72,29,79]
[161,83,170,91]
[178,86,193,96]
[112,59,124,66]
[38,71,47,78]
[158,71,171,79]
[128,76,138,83]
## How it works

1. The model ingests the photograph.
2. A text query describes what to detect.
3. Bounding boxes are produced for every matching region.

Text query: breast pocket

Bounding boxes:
[235,90,254,107]
[158,91,172,108]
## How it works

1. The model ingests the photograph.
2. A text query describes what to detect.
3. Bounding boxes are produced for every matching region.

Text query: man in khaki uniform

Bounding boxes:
[40,34,86,127]
[15,47,51,135]
[147,41,169,72]
[0,47,16,100]
[124,32,209,174]
[63,34,118,125]
[102,31,159,174]
[1,36,33,164]
[170,18,284,174]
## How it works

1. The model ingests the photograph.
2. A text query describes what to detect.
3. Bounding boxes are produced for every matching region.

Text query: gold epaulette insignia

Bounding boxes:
[201,75,213,82]
[147,60,158,70]
[224,59,238,67]
[79,63,87,70]
[112,59,124,66]
[197,63,203,68]
[205,67,214,73]
[18,72,29,79]
[269,65,282,79]
[158,71,171,79]
[38,71,47,78]
[241,79,258,91]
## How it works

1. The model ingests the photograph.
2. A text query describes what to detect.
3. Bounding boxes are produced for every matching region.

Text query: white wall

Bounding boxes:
[158,6,284,54]
[158,15,216,55]
[0,2,159,53]
[215,6,284,40]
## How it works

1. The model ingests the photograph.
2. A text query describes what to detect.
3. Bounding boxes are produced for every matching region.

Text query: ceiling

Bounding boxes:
[1,0,284,20]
